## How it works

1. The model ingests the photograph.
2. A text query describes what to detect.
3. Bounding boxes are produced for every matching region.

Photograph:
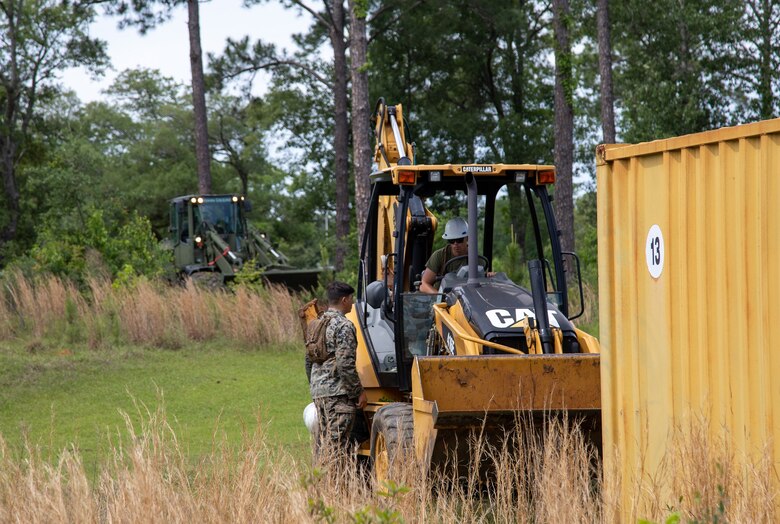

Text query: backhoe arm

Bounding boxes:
[373,98,414,171]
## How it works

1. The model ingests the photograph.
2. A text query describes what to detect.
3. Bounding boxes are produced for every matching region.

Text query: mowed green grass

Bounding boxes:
[0,340,313,471]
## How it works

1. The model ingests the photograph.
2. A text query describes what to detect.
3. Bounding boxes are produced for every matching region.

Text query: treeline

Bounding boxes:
[0,0,777,288]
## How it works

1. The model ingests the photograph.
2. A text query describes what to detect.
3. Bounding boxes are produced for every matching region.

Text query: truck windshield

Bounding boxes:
[194,197,238,235]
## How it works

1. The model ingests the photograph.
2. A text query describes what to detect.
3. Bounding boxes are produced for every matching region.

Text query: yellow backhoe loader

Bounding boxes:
[304,99,601,480]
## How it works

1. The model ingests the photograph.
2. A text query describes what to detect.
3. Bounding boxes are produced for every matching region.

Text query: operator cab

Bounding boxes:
[355,165,586,392]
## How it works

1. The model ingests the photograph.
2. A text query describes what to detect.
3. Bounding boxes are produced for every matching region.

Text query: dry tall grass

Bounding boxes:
[0,272,304,348]
[0,406,601,523]
[1,273,776,521]
[621,419,778,523]
[3,271,88,340]
[1,406,775,523]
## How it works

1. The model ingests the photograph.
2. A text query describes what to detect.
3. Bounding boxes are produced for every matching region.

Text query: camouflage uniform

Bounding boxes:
[306,309,363,451]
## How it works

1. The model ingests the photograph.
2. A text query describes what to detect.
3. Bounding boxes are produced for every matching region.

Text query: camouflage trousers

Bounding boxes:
[313,395,356,460]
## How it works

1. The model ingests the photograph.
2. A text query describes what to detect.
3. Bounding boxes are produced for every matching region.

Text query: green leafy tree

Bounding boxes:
[729,0,780,119]
[212,0,356,271]
[209,93,277,197]
[28,208,169,286]
[0,0,108,259]
[98,69,204,231]
[210,30,344,267]
[107,0,213,193]
[369,0,554,260]
[37,68,227,238]
[611,0,744,142]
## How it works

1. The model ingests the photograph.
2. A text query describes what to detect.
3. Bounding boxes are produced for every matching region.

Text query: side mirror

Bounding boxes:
[243,200,253,212]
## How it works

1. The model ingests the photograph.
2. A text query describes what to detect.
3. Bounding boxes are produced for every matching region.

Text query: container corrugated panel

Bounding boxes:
[596,118,780,514]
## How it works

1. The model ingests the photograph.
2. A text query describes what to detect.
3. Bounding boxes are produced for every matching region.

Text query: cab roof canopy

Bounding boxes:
[169,194,241,204]
[369,163,556,196]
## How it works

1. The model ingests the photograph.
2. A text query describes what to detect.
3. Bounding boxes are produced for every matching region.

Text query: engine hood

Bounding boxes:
[449,281,575,340]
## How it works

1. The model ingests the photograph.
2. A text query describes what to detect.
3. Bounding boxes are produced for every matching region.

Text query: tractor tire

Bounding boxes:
[370,403,414,483]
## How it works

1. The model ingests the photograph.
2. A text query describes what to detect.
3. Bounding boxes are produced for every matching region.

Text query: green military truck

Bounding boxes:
[167,193,321,289]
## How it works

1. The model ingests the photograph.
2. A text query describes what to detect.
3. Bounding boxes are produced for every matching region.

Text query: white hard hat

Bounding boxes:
[442,217,468,240]
[303,402,318,434]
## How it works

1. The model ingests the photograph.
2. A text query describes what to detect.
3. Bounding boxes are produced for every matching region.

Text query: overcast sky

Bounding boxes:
[61,1,310,103]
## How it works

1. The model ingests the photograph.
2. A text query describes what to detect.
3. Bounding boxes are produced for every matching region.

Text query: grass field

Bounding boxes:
[0,275,776,522]
[0,340,313,472]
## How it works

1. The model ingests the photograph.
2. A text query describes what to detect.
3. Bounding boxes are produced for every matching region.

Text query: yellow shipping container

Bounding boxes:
[596,118,780,516]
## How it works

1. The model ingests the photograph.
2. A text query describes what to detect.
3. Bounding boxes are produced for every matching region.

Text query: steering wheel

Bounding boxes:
[442,255,489,275]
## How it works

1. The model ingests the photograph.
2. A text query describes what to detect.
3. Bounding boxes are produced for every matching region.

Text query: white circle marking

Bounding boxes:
[645,224,664,279]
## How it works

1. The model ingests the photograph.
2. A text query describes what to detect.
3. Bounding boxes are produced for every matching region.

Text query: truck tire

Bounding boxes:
[370,403,414,483]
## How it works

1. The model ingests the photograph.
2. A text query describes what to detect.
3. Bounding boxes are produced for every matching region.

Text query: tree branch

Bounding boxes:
[367,0,424,45]
[290,0,332,29]
[222,59,333,90]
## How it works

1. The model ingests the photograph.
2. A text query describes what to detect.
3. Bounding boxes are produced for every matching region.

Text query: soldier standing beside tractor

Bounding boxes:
[305,281,368,463]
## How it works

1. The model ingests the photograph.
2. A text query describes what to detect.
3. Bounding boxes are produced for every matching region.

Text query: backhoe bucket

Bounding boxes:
[410,354,601,472]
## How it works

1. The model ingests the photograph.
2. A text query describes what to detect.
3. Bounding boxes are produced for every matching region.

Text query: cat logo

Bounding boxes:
[461,165,494,173]
[485,308,561,329]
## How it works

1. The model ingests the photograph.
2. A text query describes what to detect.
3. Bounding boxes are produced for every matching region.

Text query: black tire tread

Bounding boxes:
[371,403,414,464]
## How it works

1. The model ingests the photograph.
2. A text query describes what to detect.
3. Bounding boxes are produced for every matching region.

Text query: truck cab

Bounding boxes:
[167,194,321,289]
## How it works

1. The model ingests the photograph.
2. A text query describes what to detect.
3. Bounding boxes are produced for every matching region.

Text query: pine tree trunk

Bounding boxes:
[0,137,20,246]
[0,2,20,247]
[331,0,350,272]
[349,0,371,254]
[597,0,616,144]
[188,0,212,194]
[758,0,774,119]
[552,0,575,253]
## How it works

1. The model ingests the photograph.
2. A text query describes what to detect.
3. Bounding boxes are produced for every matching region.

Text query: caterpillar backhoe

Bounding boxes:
[167,194,322,289]
[304,99,601,480]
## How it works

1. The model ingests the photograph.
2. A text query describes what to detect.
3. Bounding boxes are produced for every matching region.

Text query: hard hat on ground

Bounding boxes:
[442,217,468,240]
[303,402,318,434]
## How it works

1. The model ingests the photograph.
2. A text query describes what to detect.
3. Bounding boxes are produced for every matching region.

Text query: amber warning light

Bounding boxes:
[397,170,417,185]
[537,170,556,184]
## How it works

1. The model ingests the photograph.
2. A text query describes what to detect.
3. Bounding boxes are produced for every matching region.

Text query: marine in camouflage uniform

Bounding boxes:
[306,308,364,453]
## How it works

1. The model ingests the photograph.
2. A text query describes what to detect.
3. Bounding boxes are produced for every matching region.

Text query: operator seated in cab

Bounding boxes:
[420,217,491,293]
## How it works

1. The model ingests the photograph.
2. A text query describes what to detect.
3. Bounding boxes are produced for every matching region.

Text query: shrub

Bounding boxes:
[28,208,170,288]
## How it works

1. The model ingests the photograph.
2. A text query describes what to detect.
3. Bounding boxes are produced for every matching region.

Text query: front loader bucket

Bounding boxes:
[261,268,322,291]
[410,354,601,473]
